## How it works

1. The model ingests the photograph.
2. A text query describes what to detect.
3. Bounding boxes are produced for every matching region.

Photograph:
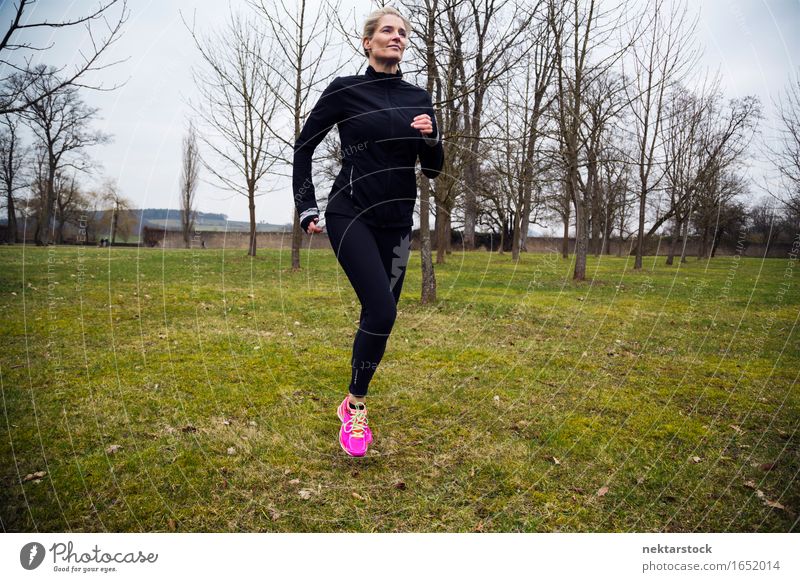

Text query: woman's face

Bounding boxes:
[365,15,407,64]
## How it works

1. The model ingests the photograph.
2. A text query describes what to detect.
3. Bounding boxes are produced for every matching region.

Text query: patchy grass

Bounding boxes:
[0,244,798,532]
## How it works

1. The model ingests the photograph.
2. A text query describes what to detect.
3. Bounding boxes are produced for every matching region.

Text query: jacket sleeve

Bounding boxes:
[418,92,444,180]
[293,76,342,230]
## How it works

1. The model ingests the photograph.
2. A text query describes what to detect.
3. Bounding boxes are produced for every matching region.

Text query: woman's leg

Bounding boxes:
[325,214,412,398]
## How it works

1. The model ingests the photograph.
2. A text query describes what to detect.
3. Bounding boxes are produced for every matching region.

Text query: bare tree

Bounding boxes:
[97,178,132,244]
[697,101,761,258]
[662,82,714,264]
[768,71,800,215]
[432,0,469,264]
[551,0,637,281]
[459,0,538,250]
[482,49,553,256]
[77,186,104,244]
[0,114,27,243]
[413,0,442,303]
[29,144,47,243]
[511,3,557,261]
[595,135,632,255]
[185,9,280,257]
[248,0,345,268]
[663,91,760,260]
[53,170,81,243]
[581,69,629,256]
[0,0,129,115]
[18,66,110,246]
[180,121,200,249]
[692,169,748,258]
[624,0,699,270]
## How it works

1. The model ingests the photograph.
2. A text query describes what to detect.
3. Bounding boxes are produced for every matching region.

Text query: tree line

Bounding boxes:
[175,0,798,306]
[0,0,130,246]
[3,1,798,302]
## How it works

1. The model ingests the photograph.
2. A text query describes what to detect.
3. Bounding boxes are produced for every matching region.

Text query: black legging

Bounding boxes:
[324,213,412,397]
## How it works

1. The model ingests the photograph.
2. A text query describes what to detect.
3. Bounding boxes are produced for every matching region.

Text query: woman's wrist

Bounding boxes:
[300,209,319,232]
[422,129,440,147]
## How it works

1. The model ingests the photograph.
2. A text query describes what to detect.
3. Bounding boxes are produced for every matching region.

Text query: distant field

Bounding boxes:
[0,246,798,532]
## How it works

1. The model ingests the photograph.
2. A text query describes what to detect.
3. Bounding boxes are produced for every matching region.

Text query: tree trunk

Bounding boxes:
[463,155,477,250]
[634,184,646,269]
[511,194,522,261]
[248,190,257,257]
[561,203,570,259]
[111,205,118,244]
[698,225,708,259]
[666,217,679,265]
[590,180,600,256]
[679,217,689,263]
[291,211,302,269]
[38,166,57,246]
[521,190,531,253]
[602,201,613,255]
[6,188,17,243]
[499,212,507,255]
[573,196,587,281]
[616,198,624,257]
[56,215,66,244]
[710,228,721,258]
[419,177,436,304]
[435,205,448,264]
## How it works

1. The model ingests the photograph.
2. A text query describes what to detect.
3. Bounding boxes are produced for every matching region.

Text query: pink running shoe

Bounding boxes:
[337,395,373,457]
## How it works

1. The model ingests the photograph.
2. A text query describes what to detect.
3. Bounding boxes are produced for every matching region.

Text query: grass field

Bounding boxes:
[1,243,798,532]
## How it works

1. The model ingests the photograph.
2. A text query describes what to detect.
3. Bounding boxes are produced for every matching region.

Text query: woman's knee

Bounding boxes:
[364,300,397,334]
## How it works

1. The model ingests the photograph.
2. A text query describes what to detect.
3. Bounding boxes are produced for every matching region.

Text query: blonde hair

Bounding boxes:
[362,6,412,58]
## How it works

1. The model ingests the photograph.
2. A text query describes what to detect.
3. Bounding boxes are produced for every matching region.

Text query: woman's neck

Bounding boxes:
[369,59,399,75]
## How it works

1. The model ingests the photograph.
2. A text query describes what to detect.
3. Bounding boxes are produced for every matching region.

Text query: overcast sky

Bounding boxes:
[2,0,799,228]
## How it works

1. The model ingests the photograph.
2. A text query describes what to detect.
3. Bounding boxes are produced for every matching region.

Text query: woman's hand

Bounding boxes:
[306,216,324,234]
[410,113,434,136]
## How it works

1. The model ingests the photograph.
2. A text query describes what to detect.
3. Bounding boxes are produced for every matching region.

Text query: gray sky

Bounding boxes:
[3,0,799,226]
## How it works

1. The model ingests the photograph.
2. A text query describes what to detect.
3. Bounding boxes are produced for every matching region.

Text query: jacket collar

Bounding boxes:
[365,63,403,81]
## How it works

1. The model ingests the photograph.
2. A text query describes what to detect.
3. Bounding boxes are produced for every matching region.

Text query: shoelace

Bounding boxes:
[345,405,369,439]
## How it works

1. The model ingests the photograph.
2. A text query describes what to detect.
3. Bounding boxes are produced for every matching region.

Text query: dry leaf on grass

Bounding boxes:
[755,489,786,511]
[22,471,47,482]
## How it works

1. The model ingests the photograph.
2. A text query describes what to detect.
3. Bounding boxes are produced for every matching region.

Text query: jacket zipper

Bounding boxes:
[384,83,392,195]
[349,165,354,198]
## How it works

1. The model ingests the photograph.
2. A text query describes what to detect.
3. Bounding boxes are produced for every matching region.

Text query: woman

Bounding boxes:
[292,6,445,457]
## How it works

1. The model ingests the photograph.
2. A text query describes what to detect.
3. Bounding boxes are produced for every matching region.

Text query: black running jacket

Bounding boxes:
[293,64,445,231]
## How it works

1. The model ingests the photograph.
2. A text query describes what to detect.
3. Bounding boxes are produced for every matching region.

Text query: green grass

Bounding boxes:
[1,245,798,532]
